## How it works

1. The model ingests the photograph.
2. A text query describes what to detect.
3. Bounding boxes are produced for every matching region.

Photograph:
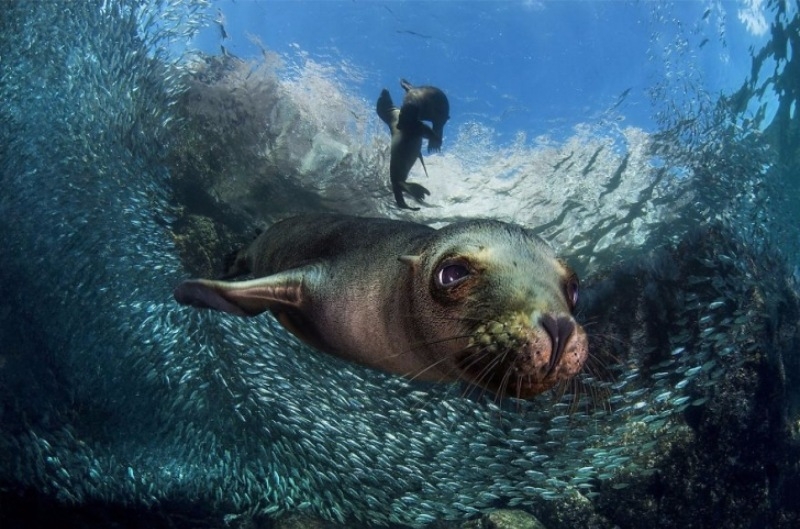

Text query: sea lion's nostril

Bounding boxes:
[539,315,576,374]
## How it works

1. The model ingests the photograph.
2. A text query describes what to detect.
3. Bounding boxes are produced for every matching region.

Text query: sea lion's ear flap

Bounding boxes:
[174,269,306,317]
[398,255,420,267]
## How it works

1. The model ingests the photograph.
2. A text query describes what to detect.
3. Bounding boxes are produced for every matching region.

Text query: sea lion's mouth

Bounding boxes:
[459,315,588,399]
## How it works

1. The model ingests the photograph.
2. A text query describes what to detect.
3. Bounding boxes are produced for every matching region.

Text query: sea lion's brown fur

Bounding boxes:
[400,78,450,153]
[174,214,588,399]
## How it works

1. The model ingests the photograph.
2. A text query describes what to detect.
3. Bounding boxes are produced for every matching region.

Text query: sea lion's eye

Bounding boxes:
[437,261,471,288]
[565,275,580,310]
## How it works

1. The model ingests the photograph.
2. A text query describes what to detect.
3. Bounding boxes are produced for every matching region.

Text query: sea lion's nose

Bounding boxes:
[539,314,576,373]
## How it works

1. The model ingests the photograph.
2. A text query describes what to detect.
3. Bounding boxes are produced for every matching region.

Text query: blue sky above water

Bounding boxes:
[193,1,770,143]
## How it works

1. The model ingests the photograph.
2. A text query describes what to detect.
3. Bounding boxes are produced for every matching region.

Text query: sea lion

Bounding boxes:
[400,78,450,153]
[174,214,588,399]
[377,88,435,210]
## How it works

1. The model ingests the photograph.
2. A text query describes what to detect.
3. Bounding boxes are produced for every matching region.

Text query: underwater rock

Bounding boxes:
[275,513,330,529]
[168,54,322,224]
[571,226,800,529]
[462,509,547,529]
[170,213,250,278]
[168,52,388,226]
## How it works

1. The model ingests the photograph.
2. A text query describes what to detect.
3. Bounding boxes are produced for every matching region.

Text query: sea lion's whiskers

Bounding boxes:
[585,353,615,380]
[590,384,614,414]
[457,347,493,380]
[512,373,526,413]
[576,314,601,327]
[569,361,615,414]
[405,365,458,416]
[558,379,581,414]
[588,331,630,351]
[483,359,515,420]
[455,348,493,401]
[402,336,481,408]
[408,333,473,350]
[582,378,613,414]
[489,350,514,403]
[403,353,455,383]
[406,349,478,416]
[365,335,461,367]
[581,352,620,403]
[495,358,516,403]
[459,376,489,403]
[366,329,472,370]
[582,323,631,358]
[549,378,568,402]
[474,356,505,403]
[461,348,506,403]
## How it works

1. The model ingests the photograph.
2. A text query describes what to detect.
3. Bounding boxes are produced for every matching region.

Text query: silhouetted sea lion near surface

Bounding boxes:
[400,78,450,153]
[377,88,435,210]
[174,214,588,399]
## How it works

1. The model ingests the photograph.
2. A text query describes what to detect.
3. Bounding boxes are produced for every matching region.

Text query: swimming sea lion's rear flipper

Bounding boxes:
[400,78,414,92]
[402,182,430,204]
[392,183,420,210]
[174,268,310,317]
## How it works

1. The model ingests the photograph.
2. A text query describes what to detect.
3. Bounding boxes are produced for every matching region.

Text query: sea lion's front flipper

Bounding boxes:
[376,89,396,126]
[426,134,443,154]
[174,268,308,317]
[418,122,441,154]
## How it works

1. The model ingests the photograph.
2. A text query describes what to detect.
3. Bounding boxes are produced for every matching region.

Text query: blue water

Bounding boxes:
[193,1,766,142]
[1,1,798,528]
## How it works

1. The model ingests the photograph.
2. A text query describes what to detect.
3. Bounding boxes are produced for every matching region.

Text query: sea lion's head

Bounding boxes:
[405,220,588,399]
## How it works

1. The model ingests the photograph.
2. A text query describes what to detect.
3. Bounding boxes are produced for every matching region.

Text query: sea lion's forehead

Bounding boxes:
[428,221,556,263]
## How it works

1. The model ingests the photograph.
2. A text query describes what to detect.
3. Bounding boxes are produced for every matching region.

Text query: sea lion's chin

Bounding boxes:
[457,313,589,399]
